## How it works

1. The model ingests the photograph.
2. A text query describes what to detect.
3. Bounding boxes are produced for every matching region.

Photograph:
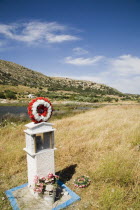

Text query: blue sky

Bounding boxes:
[0,0,140,94]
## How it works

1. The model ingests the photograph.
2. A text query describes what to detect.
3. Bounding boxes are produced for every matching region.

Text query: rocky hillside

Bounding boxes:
[0,59,139,102]
[0,60,51,87]
[0,59,121,94]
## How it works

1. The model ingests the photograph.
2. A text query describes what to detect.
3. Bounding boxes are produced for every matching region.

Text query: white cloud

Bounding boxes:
[63,54,140,93]
[0,21,80,44]
[46,34,79,43]
[64,56,104,65]
[73,47,88,55]
[108,76,140,94]
[110,54,140,75]
[0,24,16,38]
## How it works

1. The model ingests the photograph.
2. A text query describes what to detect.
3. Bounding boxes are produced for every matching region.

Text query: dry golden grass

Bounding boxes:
[0,105,140,209]
[0,85,40,94]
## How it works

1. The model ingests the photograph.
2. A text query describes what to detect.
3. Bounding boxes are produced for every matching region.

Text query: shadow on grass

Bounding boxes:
[56,164,77,183]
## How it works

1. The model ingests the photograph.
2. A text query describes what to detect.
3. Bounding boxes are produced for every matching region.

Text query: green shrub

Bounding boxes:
[4,90,17,99]
[103,97,114,102]
[0,92,6,99]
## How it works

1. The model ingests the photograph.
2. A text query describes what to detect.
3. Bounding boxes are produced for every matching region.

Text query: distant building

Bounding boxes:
[28,94,36,99]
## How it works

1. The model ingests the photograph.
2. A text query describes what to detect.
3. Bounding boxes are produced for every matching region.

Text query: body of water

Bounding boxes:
[0,105,96,120]
[0,106,28,119]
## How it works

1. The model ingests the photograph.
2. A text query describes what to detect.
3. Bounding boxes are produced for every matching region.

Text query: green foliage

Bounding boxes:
[0,92,6,99]
[104,96,114,102]
[4,90,17,99]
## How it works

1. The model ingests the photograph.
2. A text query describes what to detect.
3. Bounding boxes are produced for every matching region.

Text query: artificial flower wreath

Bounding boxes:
[34,173,59,194]
[28,97,53,123]
[74,175,90,188]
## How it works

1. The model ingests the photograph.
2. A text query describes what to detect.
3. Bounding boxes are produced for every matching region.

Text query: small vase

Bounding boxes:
[43,185,56,205]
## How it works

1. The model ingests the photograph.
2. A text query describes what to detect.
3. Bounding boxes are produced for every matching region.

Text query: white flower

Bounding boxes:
[30,98,52,122]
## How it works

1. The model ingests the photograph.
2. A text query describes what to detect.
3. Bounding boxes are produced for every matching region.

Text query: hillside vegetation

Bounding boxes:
[0,59,139,103]
[0,105,140,209]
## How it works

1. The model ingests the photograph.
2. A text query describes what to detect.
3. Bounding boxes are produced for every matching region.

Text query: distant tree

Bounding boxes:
[115,98,119,102]
[104,97,113,102]
[137,98,140,103]
[0,92,6,99]
[23,82,27,86]
[91,98,99,103]
[5,90,17,99]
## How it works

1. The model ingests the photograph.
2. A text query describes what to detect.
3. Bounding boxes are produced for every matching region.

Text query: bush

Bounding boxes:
[4,90,17,99]
[103,97,113,102]
[0,92,6,99]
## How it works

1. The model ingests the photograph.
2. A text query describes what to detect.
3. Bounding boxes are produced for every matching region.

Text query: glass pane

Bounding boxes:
[34,132,53,152]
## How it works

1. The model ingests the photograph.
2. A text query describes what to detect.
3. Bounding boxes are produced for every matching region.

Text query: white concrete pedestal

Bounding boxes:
[24,122,56,188]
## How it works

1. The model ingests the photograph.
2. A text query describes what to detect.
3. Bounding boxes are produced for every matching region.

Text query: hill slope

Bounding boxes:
[0,59,139,102]
[0,59,121,95]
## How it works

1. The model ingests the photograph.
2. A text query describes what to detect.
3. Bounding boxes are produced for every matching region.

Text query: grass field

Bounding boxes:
[0,105,140,209]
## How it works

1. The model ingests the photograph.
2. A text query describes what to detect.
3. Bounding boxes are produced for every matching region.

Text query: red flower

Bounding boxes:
[48,173,54,179]
[27,97,53,123]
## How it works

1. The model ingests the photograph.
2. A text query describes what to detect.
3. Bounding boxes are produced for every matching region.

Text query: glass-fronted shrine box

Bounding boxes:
[35,132,54,152]
[24,122,55,156]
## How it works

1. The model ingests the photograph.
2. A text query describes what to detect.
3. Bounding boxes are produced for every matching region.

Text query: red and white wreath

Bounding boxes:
[28,97,53,123]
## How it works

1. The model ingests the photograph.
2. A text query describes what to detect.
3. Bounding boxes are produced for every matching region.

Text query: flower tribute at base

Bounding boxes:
[28,97,53,123]
[74,176,90,188]
[34,173,59,194]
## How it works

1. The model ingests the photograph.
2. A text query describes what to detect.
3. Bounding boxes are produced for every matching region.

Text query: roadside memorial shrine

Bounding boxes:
[5,97,80,210]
